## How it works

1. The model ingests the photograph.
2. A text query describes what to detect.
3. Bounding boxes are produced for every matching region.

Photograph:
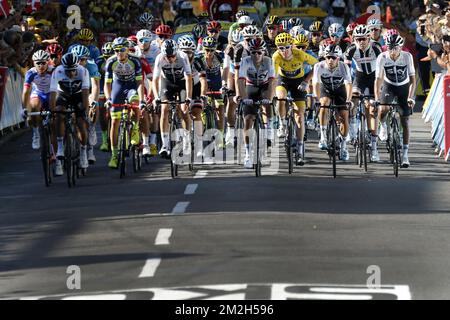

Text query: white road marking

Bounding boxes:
[194,171,208,179]
[0,195,32,199]
[138,258,161,278]
[155,228,173,245]
[171,201,190,214]
[184,184,198,195]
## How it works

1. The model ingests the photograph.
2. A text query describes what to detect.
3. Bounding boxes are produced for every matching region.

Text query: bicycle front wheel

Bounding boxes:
[286,116,294,174]
[118,123,127,178]
[40,126,52,187]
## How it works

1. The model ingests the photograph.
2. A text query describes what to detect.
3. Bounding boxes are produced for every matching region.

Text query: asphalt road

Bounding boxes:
[0,109,449,300]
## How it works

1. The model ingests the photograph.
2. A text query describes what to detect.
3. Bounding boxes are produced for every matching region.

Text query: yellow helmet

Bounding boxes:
[27,17,36,27]
[78,28,94,41]
[275,33,293,46]
[293,34,309,47]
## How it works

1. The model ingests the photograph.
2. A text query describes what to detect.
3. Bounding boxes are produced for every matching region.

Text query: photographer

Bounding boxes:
[428,34,450,73]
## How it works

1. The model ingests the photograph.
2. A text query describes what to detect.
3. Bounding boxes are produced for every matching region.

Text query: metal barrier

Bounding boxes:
[422,73,450,161]
[0,68,24,132]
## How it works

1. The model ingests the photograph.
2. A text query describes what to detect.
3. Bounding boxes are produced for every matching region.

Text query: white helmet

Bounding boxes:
[161,39,178,56]
[352,24,371,38]
[180,1,193,10]
[237,15,253,25]
[136,29,152,40]
[241,25,261,39]
[328,23,345,38]
[231,29,244,44]
[367,18,383,30]
[289,26,306,38]
[218,3,232,12]
[332,0,345,8]
[177,35,197,50]
[32,50,50,62]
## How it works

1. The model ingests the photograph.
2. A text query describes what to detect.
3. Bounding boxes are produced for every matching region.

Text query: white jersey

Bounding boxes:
[375,51,415,87]
[50,65,90,96]
[312,60,352,91]
[135,41,161,67]
[344,42,382,74]
[238,56,275,87]
[153,51,192,83]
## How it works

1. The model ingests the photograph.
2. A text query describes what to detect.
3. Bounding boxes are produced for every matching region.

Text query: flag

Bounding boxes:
[386,6,393,24]
[0,0,11,17]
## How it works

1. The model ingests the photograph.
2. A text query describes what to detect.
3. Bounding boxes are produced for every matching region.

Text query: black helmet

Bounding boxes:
[61,53,79,70]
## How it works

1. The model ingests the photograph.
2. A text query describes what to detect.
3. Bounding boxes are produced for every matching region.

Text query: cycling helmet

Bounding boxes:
[328,23,345,38]
[323,43,342,57]
[61,52,79,70]
[289,17,303,28]
[237,15,253,26]
[281,20,292,32]
[138,12,154,26]
[102,42,114,55]
[161,39,178,56]
[346,22,358,34]
[384,28,399,39]
[290,26,306,38]
[218,3,232,12]
[309,20,324,32]
[266,15,279,26]
[236,10,249,20]
[275,33,293,46]
[353,24,370,38]
[112,37,129,49]
[136,29,152,40]
[180,1,193,10]
[127,35,138,47]
[71,45,90,58]
[332,0,345,8]
[248,38,266,51]
[178,35,197,50]
[207,20,222,32]
[230,29,244,44]
[293,34,309,47]
[385,34,404,49]
[198,11,210,20]
[78,28,94,41]
[202,36,217,49]
[155,24,173,37]
[367,18,383,30]
[32,50,50,62]
[46,43,63,55]
[241,25,261,39]
[192,24,207,39]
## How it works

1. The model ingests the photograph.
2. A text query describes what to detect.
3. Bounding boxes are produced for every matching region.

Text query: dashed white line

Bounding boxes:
[138,258,161,278]
[194,171,208,179]
[184,184,198,195]
[155,228,173,245]
[171,201,190,214]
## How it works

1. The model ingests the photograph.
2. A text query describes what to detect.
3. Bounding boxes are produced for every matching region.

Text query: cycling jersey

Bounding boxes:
[312,60,352,91]
[198,35,228,52]
[191,55,207,85]
[135,42,161,67]
[84,60,101,85]
[24,66,54,94]
[95,55,109,97]
[153,51,192,83]
[344,42,382,75]
[199,52,223,91]
[375,51,415,86]
[50,65,90,96]
[303,50,318,74]
[263,35,277,56]
[105,55,143,83]
[238,56,275,87]
[272,48,319,79]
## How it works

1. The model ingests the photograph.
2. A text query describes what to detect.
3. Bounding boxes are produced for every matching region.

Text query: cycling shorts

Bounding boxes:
[380,82,412,117]
[244,83,270,116]
[353,71,375,95]
[160,79,186,102]
[320,85,347,106]
[276,76,307,102]
[55,92,86,119]
[30,91,50,110]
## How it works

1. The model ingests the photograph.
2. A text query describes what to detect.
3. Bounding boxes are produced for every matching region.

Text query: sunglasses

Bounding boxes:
[312,32,322,37]
[325,55,338,60]
[158,35,170,40]
[277,45,291,51]
[114,47,127,53]
[356,37,368,42]
[296,45,307,50]
[139,38,151,43]
[183,50,194,55]
[35,61,47,65]
[208,29,219,34]
[251,51,263,55]
[267,26,278,30]
[204,49,215,53]
[371,28,381,32]
[166,55,176,59]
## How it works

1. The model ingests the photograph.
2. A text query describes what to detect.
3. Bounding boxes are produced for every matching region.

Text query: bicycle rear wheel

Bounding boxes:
[169,120,178,178]
[65,131,74,187]
[392,122,401,178]
[235,110,244,165]
[360,115,368,172]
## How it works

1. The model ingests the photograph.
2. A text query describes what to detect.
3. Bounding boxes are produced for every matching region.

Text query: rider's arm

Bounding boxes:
[200,75,208,96]
[185,75,193,100]
[104,59,113,101]
[302,50,319,67]
[90,77,100,103]
[342,63,353,102]
[407,53,417,100]
[22,85,32,109]
[343,44,355,65]
[49,69,59,110]
[312,63,321,99]
[374,54,384,102]
[81,68,91,110]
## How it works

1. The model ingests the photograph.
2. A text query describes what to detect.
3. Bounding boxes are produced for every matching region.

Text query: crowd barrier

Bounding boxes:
[0,68,24,132]
[422,73,450,161]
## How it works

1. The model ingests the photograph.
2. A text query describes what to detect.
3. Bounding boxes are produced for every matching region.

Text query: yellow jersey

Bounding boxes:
[272,48,319,79]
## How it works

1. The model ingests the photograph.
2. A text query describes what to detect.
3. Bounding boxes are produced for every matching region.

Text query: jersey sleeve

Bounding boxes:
[272,53,280,76]
[238,58,248,80]
[302,50,319,66]
[105,58,114,83]
[406,52,416,76]
[89,62,101,79]
[344,44,356,64]
[49,68,59,92]
[81,67,90,90]
[373,42,383,56]
[182,54,192,76]
[234,44,244,67]
[268,58,275,79]
[133,57,143,81]
[193,56,206,77]
[24,70,35,88]
[375,54,384,79]
[153,54,162,79]
[312,63,321,84]
[342,62,352,84]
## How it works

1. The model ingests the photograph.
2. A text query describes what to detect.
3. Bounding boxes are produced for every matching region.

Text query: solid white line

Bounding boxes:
[184,184,198,195]
[138,258,161,278]
[171,201,190,214]
[155,228,173,245]
[194,171,208,179]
